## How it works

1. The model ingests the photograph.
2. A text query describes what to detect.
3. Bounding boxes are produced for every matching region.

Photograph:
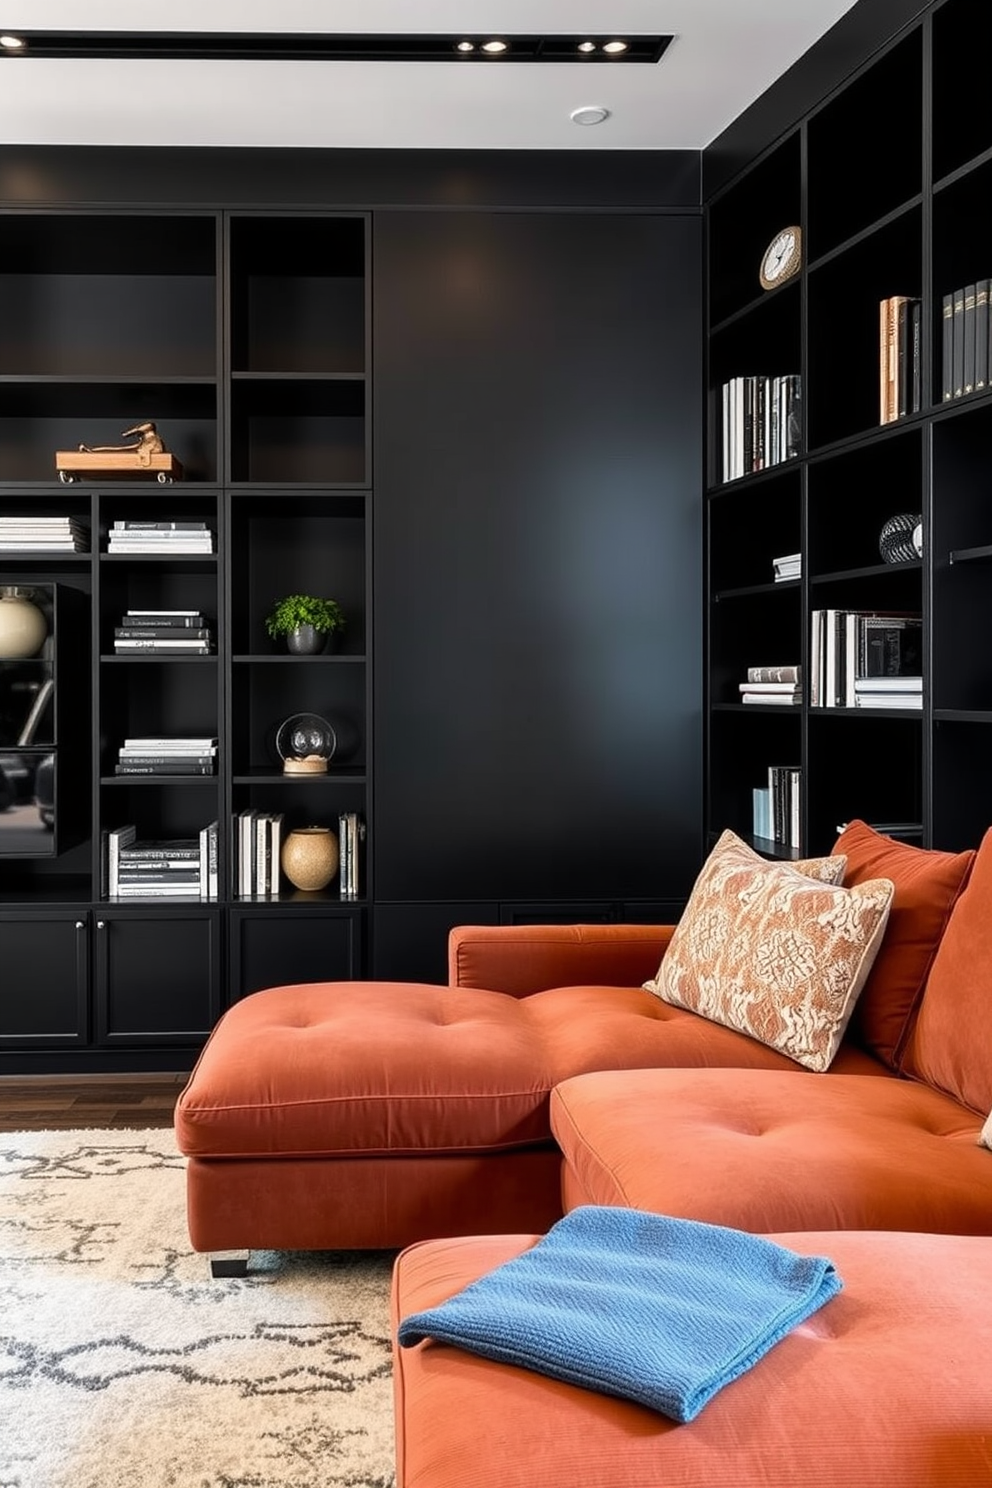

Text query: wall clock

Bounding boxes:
[759,226,802,291]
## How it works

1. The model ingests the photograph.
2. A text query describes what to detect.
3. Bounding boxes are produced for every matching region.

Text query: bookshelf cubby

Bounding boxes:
[705,0,991,859]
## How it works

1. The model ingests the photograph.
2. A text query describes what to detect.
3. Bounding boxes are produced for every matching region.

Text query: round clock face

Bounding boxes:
[759,226,802,291]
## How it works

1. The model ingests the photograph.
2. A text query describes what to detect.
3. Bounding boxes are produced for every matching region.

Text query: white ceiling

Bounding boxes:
[0,1,861,151]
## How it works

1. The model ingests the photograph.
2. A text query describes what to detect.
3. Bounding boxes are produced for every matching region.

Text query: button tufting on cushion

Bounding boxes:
[176,982,557,1160]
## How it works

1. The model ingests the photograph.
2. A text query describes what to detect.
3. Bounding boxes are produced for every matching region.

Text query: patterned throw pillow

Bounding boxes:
[643,830,894,1072]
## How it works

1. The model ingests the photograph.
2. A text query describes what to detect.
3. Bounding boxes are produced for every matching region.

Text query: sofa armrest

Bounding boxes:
[448,923,676,998]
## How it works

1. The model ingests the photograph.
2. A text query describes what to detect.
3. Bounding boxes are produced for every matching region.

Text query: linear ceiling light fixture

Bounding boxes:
[0,32,672,63]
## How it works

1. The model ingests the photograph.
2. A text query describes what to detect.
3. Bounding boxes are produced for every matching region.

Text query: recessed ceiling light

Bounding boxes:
[481,39,508,54]
[577,41,596,54]
[0,34,25,50]
[570,105,611,126]
[455,40,475,53]
[603,40,629,54]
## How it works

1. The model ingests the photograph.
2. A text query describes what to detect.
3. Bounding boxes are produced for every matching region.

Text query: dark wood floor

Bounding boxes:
[0,1074,188,1131]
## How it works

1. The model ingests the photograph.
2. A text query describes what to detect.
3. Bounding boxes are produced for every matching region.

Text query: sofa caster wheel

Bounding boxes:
[209,1250,250,1278]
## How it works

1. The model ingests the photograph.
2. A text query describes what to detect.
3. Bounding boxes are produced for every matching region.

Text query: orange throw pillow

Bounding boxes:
[646,830,893,1072]
[832,820,975,1070]
[902,826,992,1116]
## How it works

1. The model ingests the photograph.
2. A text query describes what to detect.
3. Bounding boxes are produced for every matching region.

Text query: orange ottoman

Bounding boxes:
[392,1228,992,1488]
[550,1066,992,1234]
[175,981,563,1260]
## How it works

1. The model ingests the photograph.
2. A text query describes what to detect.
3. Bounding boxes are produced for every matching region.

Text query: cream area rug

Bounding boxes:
[0,1129,396,1488]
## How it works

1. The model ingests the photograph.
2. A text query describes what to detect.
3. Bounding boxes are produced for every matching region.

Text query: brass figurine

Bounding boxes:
[79,421,166,466]
[56,420,183,482]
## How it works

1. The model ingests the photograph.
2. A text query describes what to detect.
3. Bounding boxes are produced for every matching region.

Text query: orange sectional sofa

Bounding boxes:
[176,819,992,1484]
[176,819,988,1253]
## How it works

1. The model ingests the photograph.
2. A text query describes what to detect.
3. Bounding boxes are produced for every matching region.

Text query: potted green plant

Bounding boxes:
[264,594,346,655]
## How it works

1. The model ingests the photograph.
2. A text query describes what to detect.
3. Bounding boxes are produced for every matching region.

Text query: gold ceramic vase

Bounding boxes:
[280,826,339,891]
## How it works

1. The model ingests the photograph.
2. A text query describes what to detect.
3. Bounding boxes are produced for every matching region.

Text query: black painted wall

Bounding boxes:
[372,210,702,959]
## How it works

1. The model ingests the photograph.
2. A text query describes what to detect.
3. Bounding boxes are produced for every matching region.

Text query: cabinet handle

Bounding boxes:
[97,920,106,929]
[75,920,85,930]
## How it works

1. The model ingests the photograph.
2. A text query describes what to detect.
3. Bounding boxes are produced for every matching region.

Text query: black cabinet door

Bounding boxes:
[0,910,89,1046]
[373,210,703,906]
[94,908,222,1043]
[228,907,364,1002]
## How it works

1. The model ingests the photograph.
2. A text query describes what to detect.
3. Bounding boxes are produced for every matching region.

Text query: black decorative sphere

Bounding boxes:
[879,512,922,564]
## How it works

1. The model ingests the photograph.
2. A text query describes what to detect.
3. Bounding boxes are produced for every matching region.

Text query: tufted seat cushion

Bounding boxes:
[175,981,558,1159]
[550,1066,992,1234]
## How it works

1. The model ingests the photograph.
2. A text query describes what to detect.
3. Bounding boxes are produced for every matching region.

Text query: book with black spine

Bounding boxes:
[117,751,216,763]
[785,375,802,457]
[897,296,910,417]
[975,279,989,393]
[942,291,954,401]
[963,283,977,394]
[206,820,220,899]
[953,285,966,397]
[115,627,212,640]
[113,521,208,531]
[115,762,216,775]
[119,840,200,859]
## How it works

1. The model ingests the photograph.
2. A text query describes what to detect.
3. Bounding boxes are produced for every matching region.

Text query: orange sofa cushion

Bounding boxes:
[833,819,975,1069]
[392,1229,992,1488]
[550,1066,992,1234]
[176,981,558,1158]
[902,826,992,1116]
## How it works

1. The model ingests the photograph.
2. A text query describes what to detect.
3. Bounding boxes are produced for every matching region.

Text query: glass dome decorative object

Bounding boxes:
[275,713,337,775]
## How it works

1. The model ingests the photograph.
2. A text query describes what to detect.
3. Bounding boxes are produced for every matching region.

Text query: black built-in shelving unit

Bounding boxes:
[0,209,372,1063]
[704,0,992,860]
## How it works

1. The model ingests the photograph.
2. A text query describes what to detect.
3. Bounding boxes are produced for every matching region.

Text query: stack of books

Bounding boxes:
[879,294,922,424]
[106,520,214,553]
[338,810,365,899]
[719,373,801,482]
[115,736,218,775]
[810,610,922,709]
[232,809,285,896]
[105,822,218,897]
[772,551,801,583]
[739,664,801,706]
[941,279,990,402]
[752,766,801,848]
[853,676,923,709]
[114,609,214,654]
[0,515,88,551]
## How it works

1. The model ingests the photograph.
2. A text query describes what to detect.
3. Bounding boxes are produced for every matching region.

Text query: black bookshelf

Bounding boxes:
[0,209,371,1066]
[704,0,992,859]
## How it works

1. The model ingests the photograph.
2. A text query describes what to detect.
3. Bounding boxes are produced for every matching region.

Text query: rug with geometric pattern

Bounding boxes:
[0,1129,396,1488]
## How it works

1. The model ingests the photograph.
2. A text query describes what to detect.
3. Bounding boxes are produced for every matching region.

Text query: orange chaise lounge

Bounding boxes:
[174,819,992,1261]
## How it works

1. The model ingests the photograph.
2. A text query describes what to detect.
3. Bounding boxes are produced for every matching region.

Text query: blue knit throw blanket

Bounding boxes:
[398,1205,841,1422]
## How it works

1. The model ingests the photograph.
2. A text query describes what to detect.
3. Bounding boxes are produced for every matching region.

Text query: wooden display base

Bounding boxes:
[282,757,329,775]
[55,451,184,484]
